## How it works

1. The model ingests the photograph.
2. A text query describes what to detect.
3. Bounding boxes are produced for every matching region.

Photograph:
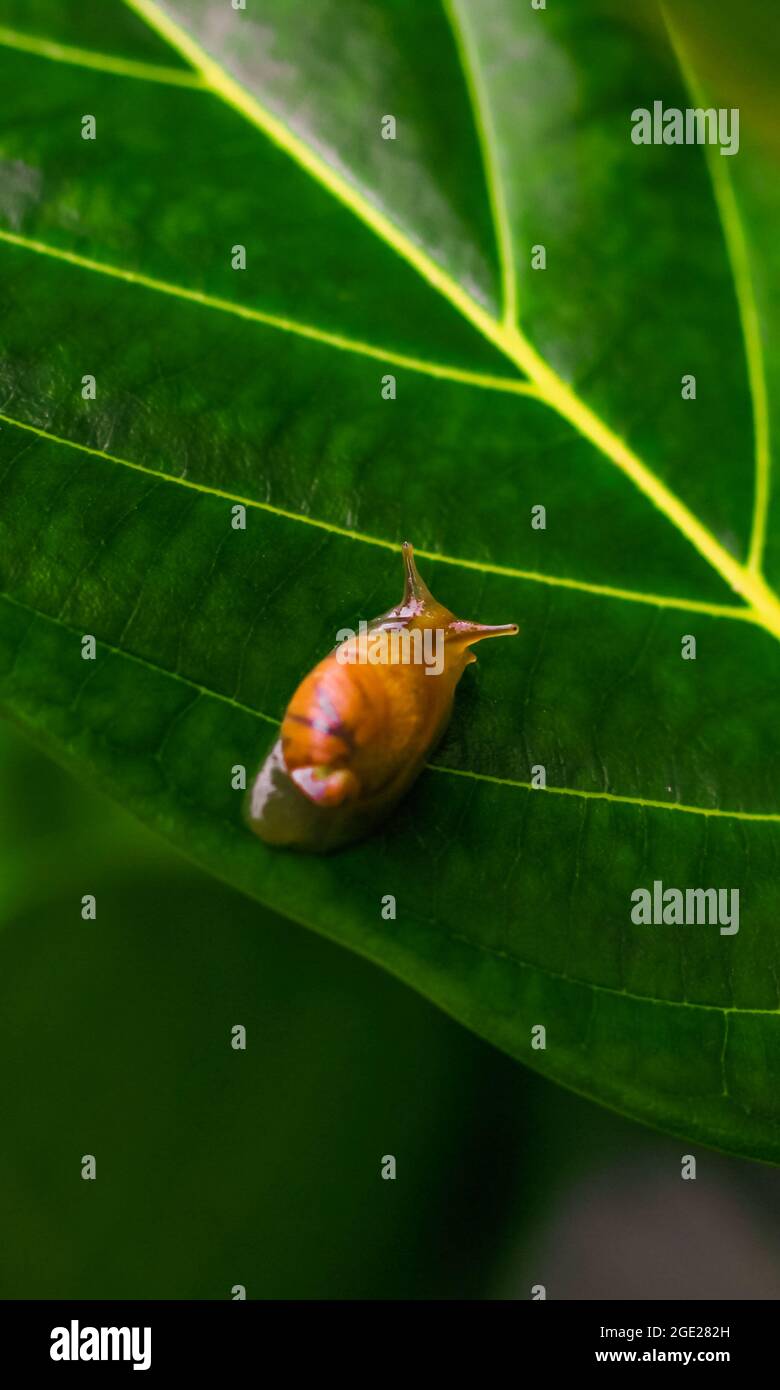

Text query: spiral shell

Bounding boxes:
[246,543,518,852]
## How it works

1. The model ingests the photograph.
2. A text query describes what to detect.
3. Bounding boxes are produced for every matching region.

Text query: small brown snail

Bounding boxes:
[246,542,518,852]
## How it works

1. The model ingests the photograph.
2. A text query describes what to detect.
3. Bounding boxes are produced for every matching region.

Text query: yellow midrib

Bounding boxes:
[121,0,780,642]
[3,4,774,633]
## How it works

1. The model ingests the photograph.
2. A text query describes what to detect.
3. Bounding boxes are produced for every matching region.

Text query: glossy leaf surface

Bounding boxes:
[1,0,779,1160]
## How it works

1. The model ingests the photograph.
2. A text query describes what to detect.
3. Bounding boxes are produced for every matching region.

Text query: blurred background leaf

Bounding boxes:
[2,0,780,1248]
[3,716,780,1298]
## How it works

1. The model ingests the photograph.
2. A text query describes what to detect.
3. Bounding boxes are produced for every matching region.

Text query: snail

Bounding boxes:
[246,542,518,852]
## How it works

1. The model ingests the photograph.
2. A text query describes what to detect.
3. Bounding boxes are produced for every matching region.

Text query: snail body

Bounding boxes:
[246,543,518,852]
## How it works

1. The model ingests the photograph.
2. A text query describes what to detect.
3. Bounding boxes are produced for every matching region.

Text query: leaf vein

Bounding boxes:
[0,411,754,621]
[0,23,204,87]
[1,593,778,827]
[119,0,780,640]
[0,229,531,397]
[442,0,518,323]
[662,7,771,576]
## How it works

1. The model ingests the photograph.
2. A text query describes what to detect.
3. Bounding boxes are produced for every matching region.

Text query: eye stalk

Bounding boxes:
[447,618,520,645]
[246,542,519,852]
[401,539,434,607]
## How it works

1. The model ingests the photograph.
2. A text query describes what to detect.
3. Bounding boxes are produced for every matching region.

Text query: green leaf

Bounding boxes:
[1,0,779,1161]
[0,723,508,1299]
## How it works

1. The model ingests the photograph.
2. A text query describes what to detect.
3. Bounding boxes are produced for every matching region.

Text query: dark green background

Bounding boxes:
[2,716,780,1299]
[2,0,780,1296]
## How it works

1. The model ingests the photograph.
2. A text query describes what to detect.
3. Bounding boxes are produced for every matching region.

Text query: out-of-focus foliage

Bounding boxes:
[1,1,780,1161]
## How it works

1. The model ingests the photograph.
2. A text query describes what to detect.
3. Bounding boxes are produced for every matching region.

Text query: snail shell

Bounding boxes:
[246,542,518,852]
